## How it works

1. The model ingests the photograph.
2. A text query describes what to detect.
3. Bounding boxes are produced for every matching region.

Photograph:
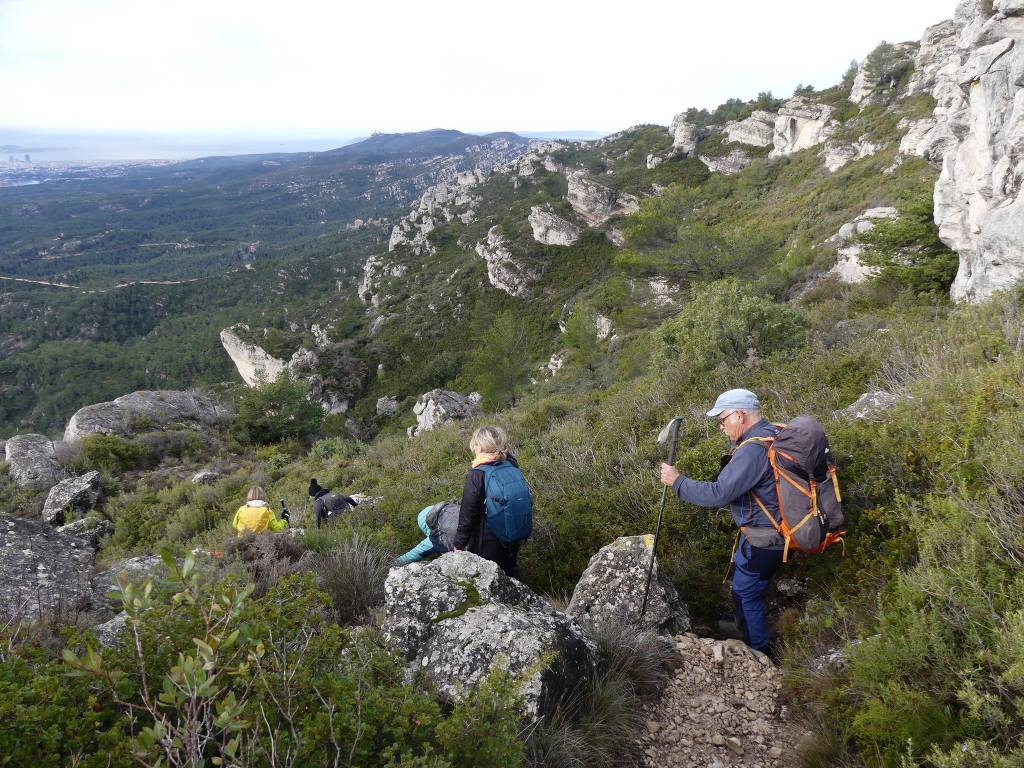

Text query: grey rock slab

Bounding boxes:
[94,611,129,647]
[92,555,173,617]
[56,516,114,550]
[567,535,691,635]
[4,433,62,490]
[382,551,594,718]
[0,512,94,619]
[64,389,232,442]
[42,471,101,525]
[191,469,220,485]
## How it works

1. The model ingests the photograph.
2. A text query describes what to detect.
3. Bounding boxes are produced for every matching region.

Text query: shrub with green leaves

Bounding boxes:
[233,374,324,445]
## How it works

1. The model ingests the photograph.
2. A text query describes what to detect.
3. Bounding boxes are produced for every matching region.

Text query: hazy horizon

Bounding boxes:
[0,0,950,137]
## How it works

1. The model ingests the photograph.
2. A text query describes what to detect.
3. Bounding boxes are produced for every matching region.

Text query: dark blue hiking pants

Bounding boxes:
[731,537,784,651]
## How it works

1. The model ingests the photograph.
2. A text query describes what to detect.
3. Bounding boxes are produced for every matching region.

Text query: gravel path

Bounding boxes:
[634,634,809,768]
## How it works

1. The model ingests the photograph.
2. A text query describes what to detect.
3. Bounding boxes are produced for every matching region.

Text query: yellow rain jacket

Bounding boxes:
[233,500,288,535]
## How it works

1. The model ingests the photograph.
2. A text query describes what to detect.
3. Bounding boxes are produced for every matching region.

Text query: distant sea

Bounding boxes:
[0,131,364,163]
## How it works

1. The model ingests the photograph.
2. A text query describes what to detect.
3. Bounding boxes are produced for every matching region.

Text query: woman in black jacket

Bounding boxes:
[452,425,526,577]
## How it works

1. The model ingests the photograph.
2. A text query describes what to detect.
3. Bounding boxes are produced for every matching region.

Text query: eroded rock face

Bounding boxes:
[4,433,61,490]
[528,205,582,246]
[826,207,899,283]
[927,1,1024,301]
[0,513,94,619]
[699,148,752,175]
[475,226,536,297]
[389,170,487,256]
[822,139,882,172]
[42,471,101,526]
[724,111,776,147]
[567,536,691,635]
[669,115,707,156]
[849,42,919,105]
[382,552,595,718]
[376,396,399,417]
[219,326,287,387]
[408,390,482,438]
[64,390,231,442]
[566,171,640,225]
[770,98,838,157]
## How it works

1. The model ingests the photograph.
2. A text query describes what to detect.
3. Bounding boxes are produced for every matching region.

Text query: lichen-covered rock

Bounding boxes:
[64,390,232,442]
[382,552,595,718]
[699,148,752,175]
[0,513,94,619]
[42,471,101,526]
[4,433,61,490]
[94,611,129,647]
[191,469,219,484]
[528,205,581,246]
[287,347,319,373]
[56,516,113,550]
[567,536,691,635]
[770,98,838,157]
[219,327,287,387]
[566,171,640,226]
[834,390,906,420]
[409,389,482,438]
[376,396,399,417]
[475,226,536,297]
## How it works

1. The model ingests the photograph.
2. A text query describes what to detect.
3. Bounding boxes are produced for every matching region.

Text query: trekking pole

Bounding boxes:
[640,416,683,622]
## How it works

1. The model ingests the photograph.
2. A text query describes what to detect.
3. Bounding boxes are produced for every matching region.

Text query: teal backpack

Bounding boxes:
[476,461,533,542]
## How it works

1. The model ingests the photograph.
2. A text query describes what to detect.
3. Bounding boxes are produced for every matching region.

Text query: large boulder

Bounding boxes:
[4,433,62,490]
[382,552,595,718]
[528,205,582,246]
[408,389,482,438]
[41,471,101,526]
[0,513,94,619]
[220,326,287,387]
[56,516,114,550]
[567,536,691,635]
[64,390,232,442]
[475,226,536,297]
[699,148,752,175]
[668,115,707,156]
[566,171,640,226]
[92,554,172,618]
[723,110,776,147]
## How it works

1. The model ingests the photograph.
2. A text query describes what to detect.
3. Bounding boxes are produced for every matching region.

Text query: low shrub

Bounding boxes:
[315,532,394,624]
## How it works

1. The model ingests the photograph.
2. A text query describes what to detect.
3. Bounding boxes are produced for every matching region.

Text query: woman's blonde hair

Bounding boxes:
[247,485,268,503]
[470,425,508,457]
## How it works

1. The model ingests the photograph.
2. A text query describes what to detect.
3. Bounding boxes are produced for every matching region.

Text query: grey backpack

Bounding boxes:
[741,416,846,561]
[425,501,461,552]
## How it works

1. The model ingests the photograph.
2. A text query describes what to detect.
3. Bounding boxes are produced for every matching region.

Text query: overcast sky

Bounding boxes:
[0,0,951,137]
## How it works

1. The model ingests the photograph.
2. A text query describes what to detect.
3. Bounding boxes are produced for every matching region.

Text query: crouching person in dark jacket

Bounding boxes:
[659,389,784,661]
[309,478,358,528]
[395,501,459,564]
[452,425,532,579]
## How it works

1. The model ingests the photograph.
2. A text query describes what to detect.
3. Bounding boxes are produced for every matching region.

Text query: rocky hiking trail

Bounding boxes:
[635,635,807,768]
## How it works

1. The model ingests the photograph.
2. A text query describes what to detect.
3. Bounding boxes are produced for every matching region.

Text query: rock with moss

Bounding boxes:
[567,535,691,636]
[475,226,537,297]
[382,551,595,718]
[4,433,62,490]
[0,512,94,618]
[42,471,101,526]
[56,516,113,550]
[699,148,752,175]
[566,171,640,225]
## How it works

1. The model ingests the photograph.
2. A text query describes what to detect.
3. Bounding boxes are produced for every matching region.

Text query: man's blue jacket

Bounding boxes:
[672,419,782,543]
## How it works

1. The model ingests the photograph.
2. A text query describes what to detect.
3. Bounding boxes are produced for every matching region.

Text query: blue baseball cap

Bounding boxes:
[706,388,760,417]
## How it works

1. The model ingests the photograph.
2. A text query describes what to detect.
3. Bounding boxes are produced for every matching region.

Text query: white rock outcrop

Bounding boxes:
[220,327,286,387]
[475,226,536,297]
[388,169,487,256]
[668,115,707,156]
[408,390,482,438]
[927,0,1024,302]
[699,148,752,175]
[849,42,919,105]
[724,111,776,147]
[770,98,838,158]
[528,205,582,246]
[566,171,640,225]
[822,139,882,172]
[826,207,899,283]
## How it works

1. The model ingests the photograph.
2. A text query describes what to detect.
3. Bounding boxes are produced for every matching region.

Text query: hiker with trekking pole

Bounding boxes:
[653,389,845,663]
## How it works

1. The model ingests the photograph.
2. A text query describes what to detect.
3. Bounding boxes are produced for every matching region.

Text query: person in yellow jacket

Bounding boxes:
[233,486,289,534]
